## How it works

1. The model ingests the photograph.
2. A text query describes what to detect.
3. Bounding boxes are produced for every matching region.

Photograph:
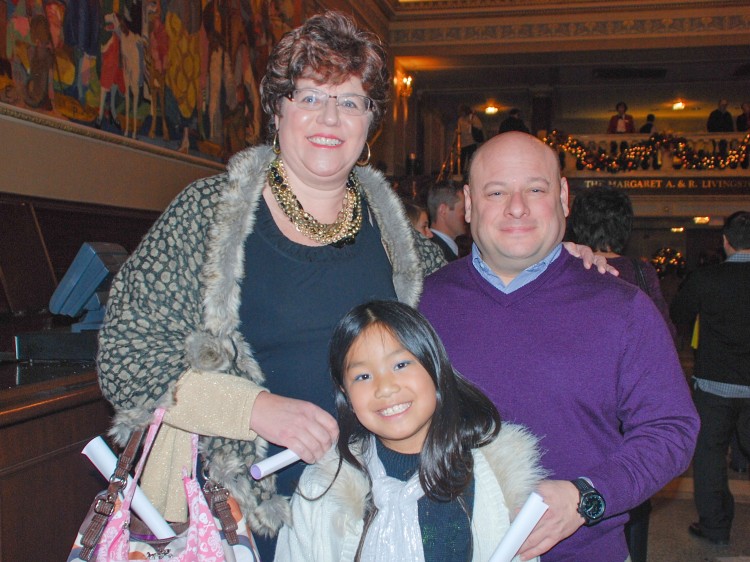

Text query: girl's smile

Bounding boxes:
[379,402,412,417]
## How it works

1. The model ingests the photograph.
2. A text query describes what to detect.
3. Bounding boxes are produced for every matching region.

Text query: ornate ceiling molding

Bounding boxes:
[389,11,750,50]
[392,0,749,17]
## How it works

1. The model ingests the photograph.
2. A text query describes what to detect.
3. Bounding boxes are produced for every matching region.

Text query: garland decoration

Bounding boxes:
[544,131,750,174]
[651,247,686,278]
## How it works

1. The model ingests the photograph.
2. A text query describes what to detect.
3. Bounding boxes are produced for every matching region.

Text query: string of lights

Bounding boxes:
[544,131,750,173]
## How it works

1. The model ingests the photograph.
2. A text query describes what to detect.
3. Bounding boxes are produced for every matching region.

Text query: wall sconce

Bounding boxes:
[672,100,685,110]
[693,216,710,224]
[485,105,499,115]
[399,75,413,98]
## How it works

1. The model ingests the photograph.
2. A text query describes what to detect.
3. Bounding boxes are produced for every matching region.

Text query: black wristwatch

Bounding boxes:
[571,478,606,526]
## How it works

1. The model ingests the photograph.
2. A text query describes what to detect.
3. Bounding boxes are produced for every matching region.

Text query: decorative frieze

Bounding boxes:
[390,13,750,46]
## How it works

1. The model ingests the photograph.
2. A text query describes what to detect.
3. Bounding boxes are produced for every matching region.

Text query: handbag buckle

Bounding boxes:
[94,495,116,517]
[203,479,238,545]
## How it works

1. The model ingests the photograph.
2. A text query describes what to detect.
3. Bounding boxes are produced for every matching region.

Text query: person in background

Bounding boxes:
[403,199,431,239]
[639,113,656,134]
[567,185,679,562]
[275,300,546,561]
[420,132,699,562]
[670,211,750,547]
[707,99,735,158]
[736,102,750,132]
[457,104,483,173]
[96,11,422,559]
[427,180,468,262]
[607,101,635,133]
[498,108,530,134]
[403,199,448,276]
[707,99,734,132]
[567,185,677,343]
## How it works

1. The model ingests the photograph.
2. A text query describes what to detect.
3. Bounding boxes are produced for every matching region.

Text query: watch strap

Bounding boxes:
[571,477,594,495]
[571,477,605,526]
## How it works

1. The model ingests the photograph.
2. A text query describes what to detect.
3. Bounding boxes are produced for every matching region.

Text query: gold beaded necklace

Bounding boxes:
[267,157,363,246]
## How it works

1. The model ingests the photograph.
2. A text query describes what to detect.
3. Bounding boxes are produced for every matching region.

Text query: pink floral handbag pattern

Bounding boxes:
[69,408,260,562]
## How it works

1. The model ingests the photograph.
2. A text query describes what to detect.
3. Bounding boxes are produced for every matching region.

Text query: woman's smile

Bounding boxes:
[307,135,343,147]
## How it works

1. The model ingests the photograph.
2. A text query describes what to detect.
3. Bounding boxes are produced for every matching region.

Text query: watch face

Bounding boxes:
[582,493,606,520]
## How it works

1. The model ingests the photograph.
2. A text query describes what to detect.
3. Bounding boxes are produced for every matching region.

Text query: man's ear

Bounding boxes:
[723,234,734,254]
[560,177,570,218]
[463,184,472,223]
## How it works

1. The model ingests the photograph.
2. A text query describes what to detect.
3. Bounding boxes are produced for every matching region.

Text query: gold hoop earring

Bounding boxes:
[272,132,281,155]
[356,142,371,167]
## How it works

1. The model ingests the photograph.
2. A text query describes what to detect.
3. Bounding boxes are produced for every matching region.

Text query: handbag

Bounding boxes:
[630,257,650,296]
[68,408,260,562]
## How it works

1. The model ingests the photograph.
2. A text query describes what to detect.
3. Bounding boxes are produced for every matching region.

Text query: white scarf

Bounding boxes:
[360,437,426,562]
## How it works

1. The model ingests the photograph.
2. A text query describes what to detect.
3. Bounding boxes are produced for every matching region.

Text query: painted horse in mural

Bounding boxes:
[103,12,144,139]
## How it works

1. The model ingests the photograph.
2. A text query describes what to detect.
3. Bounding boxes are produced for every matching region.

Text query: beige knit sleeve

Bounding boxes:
[141,369,268,522]
[164,368,267,440]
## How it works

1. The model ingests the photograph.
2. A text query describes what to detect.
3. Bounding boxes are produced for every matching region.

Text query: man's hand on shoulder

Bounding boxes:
[517,480,584,561]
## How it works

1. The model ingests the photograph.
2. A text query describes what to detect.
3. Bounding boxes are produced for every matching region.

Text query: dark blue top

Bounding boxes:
[242,197,397,559]
[239,196,397,486]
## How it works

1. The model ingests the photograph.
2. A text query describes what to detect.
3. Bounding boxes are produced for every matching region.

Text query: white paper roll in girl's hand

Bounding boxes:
[82,436,175,539]
[250,449,300,480]
[489,491,549,562]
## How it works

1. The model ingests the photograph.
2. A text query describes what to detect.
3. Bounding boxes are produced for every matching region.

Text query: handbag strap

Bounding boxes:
[118,412,241,544]
[78,427,146,560]
[80,407,240,556]
[120,408,167,510]
[630,257,651,296]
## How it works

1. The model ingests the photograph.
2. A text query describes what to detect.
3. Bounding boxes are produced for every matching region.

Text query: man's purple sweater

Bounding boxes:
[420,249,699,562]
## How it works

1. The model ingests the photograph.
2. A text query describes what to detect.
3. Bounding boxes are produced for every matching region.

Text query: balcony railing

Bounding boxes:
[547,132,750,189]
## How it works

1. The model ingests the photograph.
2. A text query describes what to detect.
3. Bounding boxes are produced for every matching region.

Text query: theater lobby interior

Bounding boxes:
[1,0,750,560]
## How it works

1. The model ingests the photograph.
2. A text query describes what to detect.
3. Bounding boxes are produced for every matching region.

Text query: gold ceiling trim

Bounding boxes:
[393,0,749,13]
[390,13,750,46]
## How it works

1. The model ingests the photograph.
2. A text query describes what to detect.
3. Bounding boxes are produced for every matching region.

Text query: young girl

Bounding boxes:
[403,199,433,239]
[275,300,546,562]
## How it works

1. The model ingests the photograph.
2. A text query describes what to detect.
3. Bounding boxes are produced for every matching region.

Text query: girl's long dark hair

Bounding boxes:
[329,300,501,502]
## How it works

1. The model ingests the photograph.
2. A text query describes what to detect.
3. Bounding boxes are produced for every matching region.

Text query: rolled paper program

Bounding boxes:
[82,436,175,539]
[250,449,300,480]
[489,492,549,562]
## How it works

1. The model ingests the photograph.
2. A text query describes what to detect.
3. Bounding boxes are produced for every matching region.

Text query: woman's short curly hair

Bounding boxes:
[260,11,390,137]
[568,186,634,254]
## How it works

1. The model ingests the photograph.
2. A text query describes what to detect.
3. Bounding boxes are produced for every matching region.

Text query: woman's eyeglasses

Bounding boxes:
[286,88,373,116]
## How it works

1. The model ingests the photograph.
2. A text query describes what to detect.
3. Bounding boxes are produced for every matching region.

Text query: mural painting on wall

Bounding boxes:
[1,0,304,162]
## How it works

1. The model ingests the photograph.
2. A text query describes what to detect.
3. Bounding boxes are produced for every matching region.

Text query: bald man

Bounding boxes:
[420,132,699,562]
